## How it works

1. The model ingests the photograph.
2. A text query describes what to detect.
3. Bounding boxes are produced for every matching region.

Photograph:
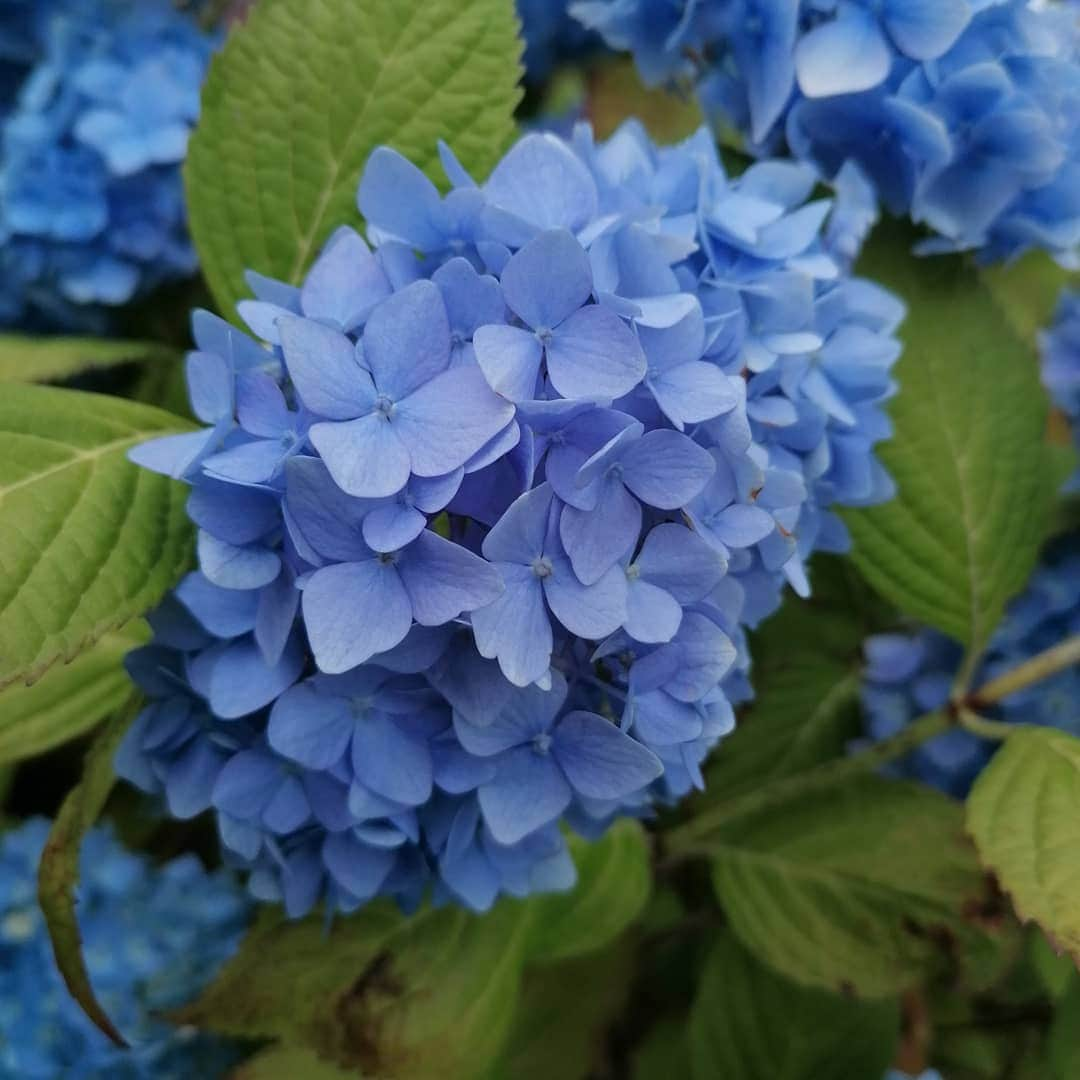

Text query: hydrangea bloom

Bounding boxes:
[0,0,218,328]
[123,123,901,916]
[1040,288,1080,491]
[861,537,1080,797]
[572,0,1080,264]
[0,818,249,1078]
[517,0,602,84]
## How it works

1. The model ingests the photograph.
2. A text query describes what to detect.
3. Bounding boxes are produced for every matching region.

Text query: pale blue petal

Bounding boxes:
[624,579,682,644]
[553,711,663,799]
[301,227,391,331]
[322,832,396,900]
[481,483,554,564]
[636,523,725,604]
[279,316,375,419]
[795,9,892,98]
[352,715,433,805]
[357,146,446,250]
[547,305,646,400]
[884,0,968,60]
[621,430,716,509]
[475,324,545,402]
[310,414,411,498]
[500,228,593,330]
[268,682,353,769]
[478,746,572,844]
[303,560,413,673]
[559,480,641,586]
[198,532,281,591]
[362,502,427,553]
[544,555,627,640]
[397,530,504,626]
[471,565,553,688]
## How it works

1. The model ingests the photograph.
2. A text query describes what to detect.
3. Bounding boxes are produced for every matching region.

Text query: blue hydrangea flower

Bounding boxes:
[1040,288,1080,491]
[573,0,1080,264]
[861,537,1080,797]
[123,122,901,917]
[517,0,603,85]
[0,0,218,329]
[0,817,249,1078]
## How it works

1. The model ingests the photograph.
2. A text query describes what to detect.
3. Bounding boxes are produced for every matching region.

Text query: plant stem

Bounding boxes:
[663,709,951,857]
[955,707,1016,742]
[967,634,1080,708]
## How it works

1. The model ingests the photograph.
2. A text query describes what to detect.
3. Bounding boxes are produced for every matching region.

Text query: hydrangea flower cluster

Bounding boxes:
[1040,288,1080,491]
[122,123,901,916]
[571,0,1080,264]
[861,537,1080,797]
[0,818,248,1078]
[517,0,603,85]
[0,0,218,329]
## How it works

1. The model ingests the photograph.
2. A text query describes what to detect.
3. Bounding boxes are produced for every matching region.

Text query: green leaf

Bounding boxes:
[486,943,634,1080]
[0,335,174,384]
[0,385,193,688]
[230,1046,358,1079]
[186,0,522,319]
[845,223,1059,655]
[1047,977,1080,1080]
[177,901,531,1079]
[967,727,1080,962]
[524,820,651,966]
[0,621,149,766]
[689,933,899,1080]
[710,776,1012,997]
[38,709,136,1047]
[705,556,890,799]
[632,1019,693,1080]
[980,252,1076,344]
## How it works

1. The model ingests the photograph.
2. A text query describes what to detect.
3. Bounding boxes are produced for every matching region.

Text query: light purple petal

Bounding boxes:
[303,560,413,673]
[481,482,554,564]
[395,365,516,476]
[474,324,545,402]
[397,530,503,626]
[650,363,740,428]
[553,711,663,799]
[362,279,451,400]
[546,305,646,400]
[635,523,726,604]
[208,635,304,719]
[711,504,777,548]
[544,555,627,640]
[478,746,572,844]
[279,316,375,419]
[302,227,391,331]
[322,832,396,900]
[310,413,411,498]
[268,682,353,770]
[198,532,281,591]
[362,502,427,553]
[500,229,593,330]
[357,147,446,251]
[352,714,433,805]
[884,0,969,60]
[471,565,553,688]
[559,480,641,586]
[624,579,682,644]
[621,430,716,509]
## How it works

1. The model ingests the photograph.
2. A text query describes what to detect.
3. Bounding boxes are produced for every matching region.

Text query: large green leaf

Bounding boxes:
[186,0,522,319]
[980,252,1075,344]
[1047,977,1080,1080]
[178,900,531,1079]
[0,385,192,688]
[486,944,634,1080]
[524,820,651,966]
[845,225,1059,655]
[38,710,135,1046]
[710,776,1012,997]
[689,933,898,1080]
[705,556,890,800]
[967,728,1080,962]
[0,335,173,384]
[230,1046,357,1079]
[0,621,148,766]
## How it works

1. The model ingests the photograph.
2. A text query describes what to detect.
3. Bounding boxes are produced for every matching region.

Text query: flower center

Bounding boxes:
[531,556,554,579]
[374,395,396,419]
[532,733,553,755]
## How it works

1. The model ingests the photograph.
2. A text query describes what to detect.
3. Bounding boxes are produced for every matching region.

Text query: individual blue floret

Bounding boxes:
[572,0,1080,265]
[1040,288,1080,491]
[861,538,1080,797]
[0,817,249,1078]
[0,0,218,329]
[123,123,902,917]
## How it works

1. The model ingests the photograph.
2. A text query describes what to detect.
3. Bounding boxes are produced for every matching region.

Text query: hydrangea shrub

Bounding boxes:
[1,0,1078,1076]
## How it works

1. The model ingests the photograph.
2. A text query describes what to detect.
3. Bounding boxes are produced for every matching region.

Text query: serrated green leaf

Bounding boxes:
[705,556,890,799]
[38,709,136,1047]
[845,224,1059,655]
[710,776,1012,998]
[230,1046,358,1079]
[178,900,531,1079]
[967,727,1080,962]
[0,335,174,384]
[0,385,193,688]
[186,0,523,319]
[524,820,651,966]
[486,943,634,1080]
[0,621,149,766]
[689,933,899,1080]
